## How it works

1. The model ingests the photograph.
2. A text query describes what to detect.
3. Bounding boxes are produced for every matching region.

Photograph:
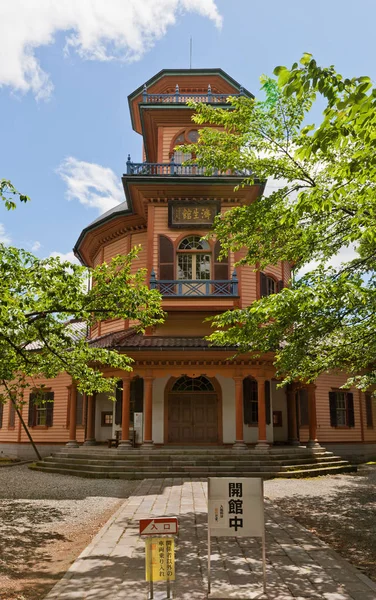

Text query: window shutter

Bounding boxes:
[260,272,267,297]
[329,392,337,427]
[277,279,284,293]
[132,378,144,413]
[159,235,174,280]
[0,402,3,428]
[76,392,84,426]
[214,240,229,280]
[347,393,355,427]
[28,394,36,427]
[243,378,252,425]
[115,381,122,426]
[46,392,54,427]
[8,401,16,427]
[299,389,309,426]
[265,380,271,425]
[365,393,374,428]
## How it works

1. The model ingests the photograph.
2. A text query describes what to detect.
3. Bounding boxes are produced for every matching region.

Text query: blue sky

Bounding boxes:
[0,0,375,263]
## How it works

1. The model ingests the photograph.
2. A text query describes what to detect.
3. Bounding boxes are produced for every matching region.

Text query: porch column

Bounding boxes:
[118,377,132,449]
[256,377,269,449]
[142,376,154,448]
[287,384,299,446]
[233,376,247,449]
[84,394,96,446]
[66,383,79,447]
[307,384,320,447]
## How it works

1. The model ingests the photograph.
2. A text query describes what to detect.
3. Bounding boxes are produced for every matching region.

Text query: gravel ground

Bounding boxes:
[0,465,139,600]
[265,465,376,583]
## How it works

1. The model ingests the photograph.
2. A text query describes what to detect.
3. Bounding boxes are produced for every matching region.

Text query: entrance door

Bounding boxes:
[168,393,218,443]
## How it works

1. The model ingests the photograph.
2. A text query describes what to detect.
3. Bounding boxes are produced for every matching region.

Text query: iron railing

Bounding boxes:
[126,156,251,177]
[142,83,244,105]
[150,270,238,297]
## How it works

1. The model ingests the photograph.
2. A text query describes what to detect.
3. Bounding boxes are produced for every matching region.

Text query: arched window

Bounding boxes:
[260,273,284,297]
[172,376,214,392]
[172,129,199,164]
[177,236,211,280]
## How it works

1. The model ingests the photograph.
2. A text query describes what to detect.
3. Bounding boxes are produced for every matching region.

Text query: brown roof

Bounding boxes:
[89,329,234,351]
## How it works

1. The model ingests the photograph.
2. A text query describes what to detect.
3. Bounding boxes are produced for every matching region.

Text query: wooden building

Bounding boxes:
[1,69,375,463]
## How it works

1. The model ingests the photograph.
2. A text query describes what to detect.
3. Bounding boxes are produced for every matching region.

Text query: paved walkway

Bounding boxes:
[45,478,376,600]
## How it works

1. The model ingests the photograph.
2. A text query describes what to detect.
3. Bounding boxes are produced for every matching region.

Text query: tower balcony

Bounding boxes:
[141,83,244,105]
[150,270,239,298]
[126,155,251,177]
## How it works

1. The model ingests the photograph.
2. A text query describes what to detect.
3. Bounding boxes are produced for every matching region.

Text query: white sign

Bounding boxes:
[208,477,264,538]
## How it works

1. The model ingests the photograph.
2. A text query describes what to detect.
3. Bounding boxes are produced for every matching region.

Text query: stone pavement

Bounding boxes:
[45,478,376,600]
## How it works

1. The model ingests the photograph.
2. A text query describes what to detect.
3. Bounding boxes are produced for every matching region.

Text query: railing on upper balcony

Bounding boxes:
[142,83,244,104]
[150,270,239,297]
[126,154,252,177]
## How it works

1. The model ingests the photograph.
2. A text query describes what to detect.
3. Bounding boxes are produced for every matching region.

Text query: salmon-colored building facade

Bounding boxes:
[1,69,375,463]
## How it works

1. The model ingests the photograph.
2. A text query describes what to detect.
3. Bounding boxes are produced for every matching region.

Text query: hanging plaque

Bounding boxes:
[168,200,220,228]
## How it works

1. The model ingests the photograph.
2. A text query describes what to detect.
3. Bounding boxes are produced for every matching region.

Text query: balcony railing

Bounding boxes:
[150,270,238,297]
[142,83,244,105]
[126,155,251,177]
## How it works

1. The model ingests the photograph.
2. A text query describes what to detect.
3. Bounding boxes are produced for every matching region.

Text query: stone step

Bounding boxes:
[29,463,356,480]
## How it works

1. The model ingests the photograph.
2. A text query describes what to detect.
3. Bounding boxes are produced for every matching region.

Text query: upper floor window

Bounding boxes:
[177,236,211,280]
[260,272,283,297]
[172,129,199,164]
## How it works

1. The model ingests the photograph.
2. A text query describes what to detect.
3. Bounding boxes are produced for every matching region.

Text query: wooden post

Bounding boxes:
[233,376,246,449]
[119,377,131,448]
[67,382,79,447]
[84,394,96,446]
[142,376,154,448]
[287,384,299,446]
[307,384,320,447]
[256,377,269,448]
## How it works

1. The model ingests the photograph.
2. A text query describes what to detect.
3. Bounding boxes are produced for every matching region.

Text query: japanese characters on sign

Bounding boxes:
[139,517,178,536]
[168,200,220,228]
[145,537,175,582]
[208,477,264,538]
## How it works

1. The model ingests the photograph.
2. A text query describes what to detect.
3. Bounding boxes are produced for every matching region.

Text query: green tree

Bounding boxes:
[0,179,29,210]
[0,183,164,457]
[182,54,376,391]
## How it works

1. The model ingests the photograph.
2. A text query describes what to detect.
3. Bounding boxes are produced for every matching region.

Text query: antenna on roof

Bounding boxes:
[190,36,192,69]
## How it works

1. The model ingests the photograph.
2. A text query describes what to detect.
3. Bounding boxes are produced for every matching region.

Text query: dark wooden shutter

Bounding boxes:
[214,240,229,280]
[243,378,252,425]
[8,401,15,427]
[76,392,84,426]
[299,389,309,426]
[260,272,267,297]
[0,402,3,428]
[115,381,122,426]
[329,391,337,427]
[46,392,54,427]
[277,279,284,293]
[159,235,174,280]
[28,393,36,427]
[132,378,144,413]
[347,392,355,427]
[265,380,271,425]
[365,393,374,428]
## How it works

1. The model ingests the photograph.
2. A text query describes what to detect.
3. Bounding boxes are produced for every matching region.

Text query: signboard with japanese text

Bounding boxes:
[139,517,178,536]
[208,478,264,538]
[145,537,175,582]
[168,200,220,228]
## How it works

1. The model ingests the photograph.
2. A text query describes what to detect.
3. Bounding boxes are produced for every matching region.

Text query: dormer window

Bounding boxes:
[177,236,211,280]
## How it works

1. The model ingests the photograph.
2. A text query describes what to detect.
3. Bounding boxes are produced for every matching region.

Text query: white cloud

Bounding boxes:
[31,240,41,252]
[49,250,80,265]
[296,244,358,278]
[0,224,11,245]
[0,0,222,100]
[57,156,124,214]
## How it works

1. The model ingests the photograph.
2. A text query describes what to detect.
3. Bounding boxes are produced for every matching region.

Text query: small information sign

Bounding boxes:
[140,517,178,536]
[145,537,175,582]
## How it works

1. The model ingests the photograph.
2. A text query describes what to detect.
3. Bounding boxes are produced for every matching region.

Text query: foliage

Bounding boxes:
[0,179,29,210]
[0,245,164,405]
[181,54,376,390]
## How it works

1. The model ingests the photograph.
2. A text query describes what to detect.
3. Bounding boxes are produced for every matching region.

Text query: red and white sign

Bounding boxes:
[139,517,178,536]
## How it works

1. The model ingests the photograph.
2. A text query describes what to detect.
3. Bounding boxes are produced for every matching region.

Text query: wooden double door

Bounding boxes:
[168,393,218,443]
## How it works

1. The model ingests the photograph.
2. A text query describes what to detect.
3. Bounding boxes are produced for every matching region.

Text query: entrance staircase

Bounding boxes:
[30,446,356,479]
